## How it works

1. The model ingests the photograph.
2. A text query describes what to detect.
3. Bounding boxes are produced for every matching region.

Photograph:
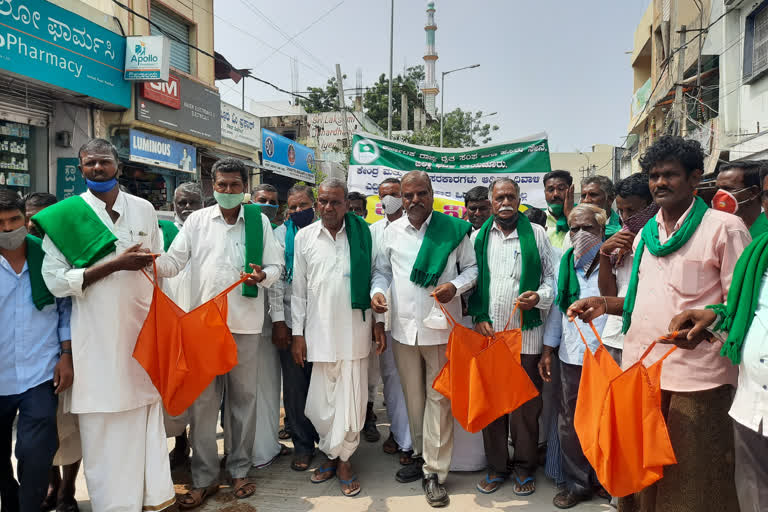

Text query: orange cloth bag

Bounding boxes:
[432,302,539,433]
[133,261,243,416]
[572,320,677,497]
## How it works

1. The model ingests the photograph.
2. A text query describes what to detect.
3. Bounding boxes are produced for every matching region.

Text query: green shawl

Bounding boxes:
[605,209,622,237]
[410,212,473,287]
[622,196,708,333]
[31,196,117,268]
[25,235,55,311]
[707,232,768,365]
[749,214,768,239]
[468,215,543,330]
[242,203,264,298]
[344,212,373,315]
[548,203,570,233]
[158,220,179,252]
[556,248,581,313]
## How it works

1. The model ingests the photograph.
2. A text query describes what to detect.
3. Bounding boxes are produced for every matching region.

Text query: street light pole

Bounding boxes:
[439,64,480,147]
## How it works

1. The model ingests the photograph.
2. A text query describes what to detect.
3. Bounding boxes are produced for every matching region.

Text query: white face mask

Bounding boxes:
[0,226,27,250]
[381,194,403,216]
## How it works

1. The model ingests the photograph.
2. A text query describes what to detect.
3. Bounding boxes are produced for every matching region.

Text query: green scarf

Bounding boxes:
[284,219,299,283]
[706,233,768,365]
[548,203,570,233]
[622,196,708,333]
[410,212,473,287]
[158,220,179,252]
[242,203,264,298]
[605,209,622,237]
[25,235,55,311]
[31,196,117,268]
[556,248,582,313]
[344,212,373,315]
[468,215,543,330]
[749,214,768,239]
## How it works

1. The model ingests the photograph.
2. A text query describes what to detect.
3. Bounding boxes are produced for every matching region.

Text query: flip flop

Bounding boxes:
[513,476,535,496]
[476,473,505,494]
[310,465,337,483]
[339,476,361,497]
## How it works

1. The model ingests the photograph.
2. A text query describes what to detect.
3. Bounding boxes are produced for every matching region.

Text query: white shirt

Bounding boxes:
[470,221,555,354]
[370,216,398,331]
[267,223,292,328]
[600,252,633,350]
[41,190,162,414]
[155,205,282,334]
[371,213,478,346]
[729,269,768,436]
[291,220,372,362]
[161,218,193,311]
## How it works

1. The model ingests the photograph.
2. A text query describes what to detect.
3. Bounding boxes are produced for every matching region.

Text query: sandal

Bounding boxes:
[279,444,292,456]
[399,449,414,466]
[310,463,337,484]
[382,433,398,454]
[512,476,535,496]
[178,485,218,510]
[290,452,315,472]
[339,476,361,497]
[553,490,590,509]
[233,479,257,500]
[278,428,292,440]
[476,473,505,494]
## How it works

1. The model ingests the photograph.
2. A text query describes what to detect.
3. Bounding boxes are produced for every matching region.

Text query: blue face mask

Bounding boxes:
[86,177,118,193]
[254,202,279,222]
[289,207,315,228]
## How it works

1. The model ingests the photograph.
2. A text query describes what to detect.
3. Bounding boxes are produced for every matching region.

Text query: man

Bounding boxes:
[597,173,656,365]
[544,170,574,249]
[713,161,766,237]
[0,190,73,512]
[464,186,491,231]
[568,136,748,512]
[160,182,204,471]
[249,183,290,468]
[663,168,768,512]
[348,191,368,219]
[369,178,413,464]
[23,193,57,238]
[470,179,555,496]
[580,176,621,236]
[268,184,320,472]
[156,158,283,507]
[291,178,380,496]
[179,148,192,173]
[539,203,609,509]
[371,171,478,507]
[40,139,175,512]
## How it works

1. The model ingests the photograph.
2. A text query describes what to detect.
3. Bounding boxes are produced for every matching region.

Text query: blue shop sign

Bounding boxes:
[129,129,196,174]
[261,128,315,183]
[0,0,130,108]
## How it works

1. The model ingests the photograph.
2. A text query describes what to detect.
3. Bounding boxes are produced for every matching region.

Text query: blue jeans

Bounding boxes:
[0,380,58,512]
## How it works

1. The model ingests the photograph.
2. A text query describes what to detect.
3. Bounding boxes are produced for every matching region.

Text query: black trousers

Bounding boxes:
[734,420,768,512]
[558,361,596,497]
[482,354,543,479]
[278,348,318,455]
[0,381,58,512]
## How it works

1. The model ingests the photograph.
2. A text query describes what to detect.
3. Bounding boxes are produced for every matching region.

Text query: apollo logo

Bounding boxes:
[352,138,379,164]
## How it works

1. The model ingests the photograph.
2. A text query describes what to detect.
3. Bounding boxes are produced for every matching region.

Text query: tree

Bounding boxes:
[298,76,343,113]
[408,108,499,148]
[363,65,425,130]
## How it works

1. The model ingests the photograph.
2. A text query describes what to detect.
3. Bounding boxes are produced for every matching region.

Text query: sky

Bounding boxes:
[213,0,652,152]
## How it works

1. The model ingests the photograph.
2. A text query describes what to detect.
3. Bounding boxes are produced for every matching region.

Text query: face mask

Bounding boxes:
[289,207,315,229]
[548,203,564,218]
[86,177,118,193]
[0,226,27,250]
[213,191,245,210]
[712,188,755,214]
[256,203,279,222]
[571,230,603,269]
[381,195,403,216]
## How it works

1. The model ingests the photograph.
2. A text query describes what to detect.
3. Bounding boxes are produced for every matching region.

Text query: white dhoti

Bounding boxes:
[449,419,487,471]
[367,348,381,401]
[53,391,81,466]
[305,358,368,462]
[78,401,175,512]
[380,332,412,451]
[163,409,189,438]
[250,329,282,467]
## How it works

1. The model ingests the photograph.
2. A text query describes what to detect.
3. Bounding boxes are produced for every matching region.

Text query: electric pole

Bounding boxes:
[673,25,687,136]
[335,64,351,146]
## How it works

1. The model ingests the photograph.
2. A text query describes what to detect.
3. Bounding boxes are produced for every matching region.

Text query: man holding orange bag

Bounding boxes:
[468,178,555,496]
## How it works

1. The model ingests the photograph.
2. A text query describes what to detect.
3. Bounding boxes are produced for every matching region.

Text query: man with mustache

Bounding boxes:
[579,176,621,236]
[712,161,767,237]
[469,178,555,496]
[464,186,492,231]
[371,171,477,507]
[568,136,749,512]
[544,170,574,249]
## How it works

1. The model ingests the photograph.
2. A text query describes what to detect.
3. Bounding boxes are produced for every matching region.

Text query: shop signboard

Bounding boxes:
[137,73,221,142]
[0,0,131,108]
[129,129,197,174]
[221,102,260,148]
[56,157,86,200]
[124,35,170,81]
[261,129,315,183]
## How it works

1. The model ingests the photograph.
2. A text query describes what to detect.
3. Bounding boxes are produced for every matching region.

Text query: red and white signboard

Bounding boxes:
[140,75,181,110]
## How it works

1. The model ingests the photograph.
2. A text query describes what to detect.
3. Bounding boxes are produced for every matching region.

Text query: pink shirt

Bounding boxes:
[623,200,751,392]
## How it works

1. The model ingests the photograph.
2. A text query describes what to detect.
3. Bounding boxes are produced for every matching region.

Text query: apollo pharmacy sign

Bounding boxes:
[124,36,170,81]
[0,0,130,107]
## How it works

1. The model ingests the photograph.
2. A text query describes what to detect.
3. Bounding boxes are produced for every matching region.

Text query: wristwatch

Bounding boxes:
[60,348,73,355]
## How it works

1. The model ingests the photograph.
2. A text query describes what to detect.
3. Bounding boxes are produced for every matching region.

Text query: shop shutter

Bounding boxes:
[150,4,191,74]
[0,76,54,126]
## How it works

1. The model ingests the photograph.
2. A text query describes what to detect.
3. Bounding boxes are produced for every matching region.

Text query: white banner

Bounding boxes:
[221,102,260,149]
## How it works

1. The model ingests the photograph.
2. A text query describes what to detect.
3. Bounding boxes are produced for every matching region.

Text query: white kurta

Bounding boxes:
[41,189,162,414]
[160,218,193,312]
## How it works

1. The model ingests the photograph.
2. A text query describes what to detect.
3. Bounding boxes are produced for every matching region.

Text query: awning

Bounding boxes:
[202,149,259,168]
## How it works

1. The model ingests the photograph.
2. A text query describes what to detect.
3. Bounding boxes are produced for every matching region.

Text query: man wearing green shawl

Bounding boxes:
[468,178,556,496]
[566,136,749,512]
[290,179,379,497]
[580,175,622,237]
[371,171,477,508]
[155,158,284,507]
[544,170,573,249]
[712,161,767,237]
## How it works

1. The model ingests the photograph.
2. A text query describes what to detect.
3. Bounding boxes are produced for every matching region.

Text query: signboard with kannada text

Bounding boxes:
[0,0,130,108]
[262,128,315,183]
[221,102,260,148]
[124,35,169,81]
